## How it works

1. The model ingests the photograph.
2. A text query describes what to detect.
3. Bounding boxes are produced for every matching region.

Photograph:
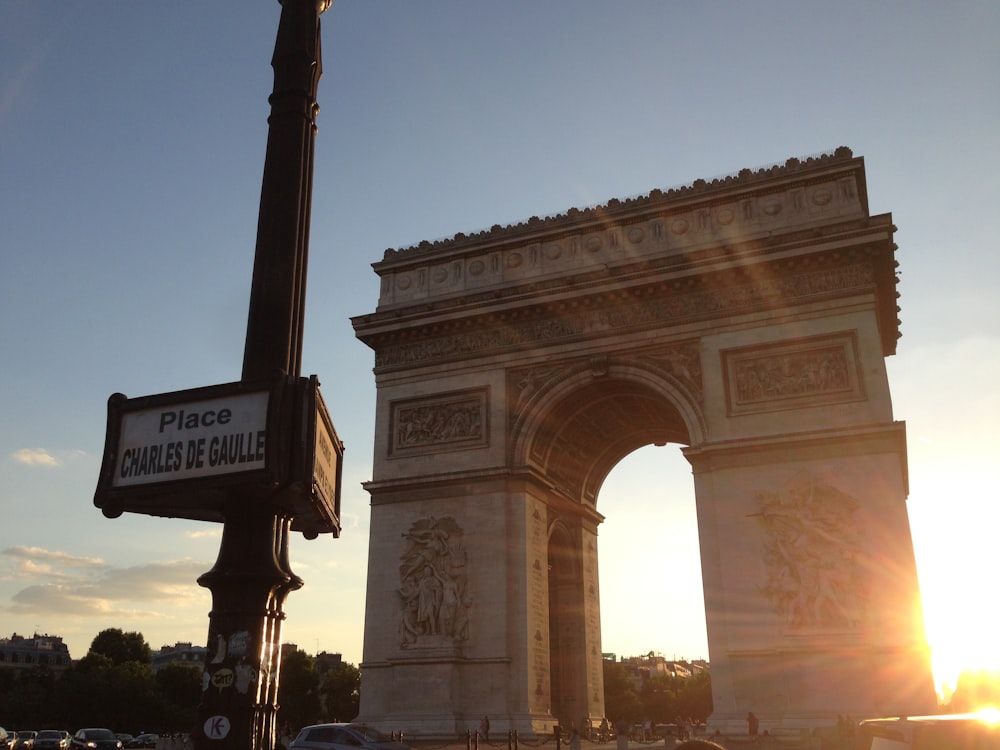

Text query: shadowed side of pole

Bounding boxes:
[193,2,328,749]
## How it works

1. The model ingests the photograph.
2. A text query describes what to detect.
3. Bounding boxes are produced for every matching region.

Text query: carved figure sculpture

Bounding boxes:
[398,516,471,646]
[753,472,867,629]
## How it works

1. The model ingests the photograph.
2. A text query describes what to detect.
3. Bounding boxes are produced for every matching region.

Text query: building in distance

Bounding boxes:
[152,641,208,673]
[0,632,72,674]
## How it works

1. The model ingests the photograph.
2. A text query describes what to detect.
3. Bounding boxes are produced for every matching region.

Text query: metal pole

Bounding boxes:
[194,2,329,748]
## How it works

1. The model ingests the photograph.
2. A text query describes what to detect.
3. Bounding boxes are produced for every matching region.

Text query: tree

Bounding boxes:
[56,652,159,731]
[675,670,712,723]
[319,661,361,723]
[2,665,56,728]
[641,674,680,724]
[155,663,202,730]
[89,627,153,665]
[278,648,321,732]
[603,660,642,724]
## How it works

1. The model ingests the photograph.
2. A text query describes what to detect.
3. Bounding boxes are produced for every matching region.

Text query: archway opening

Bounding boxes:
[597,444,708,664]
[534,378,704,728]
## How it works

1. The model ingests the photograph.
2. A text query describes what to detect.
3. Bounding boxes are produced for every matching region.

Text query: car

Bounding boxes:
[125,736,158,749]
[13,732,37,750]
[33,731,71,750]
[69,729,122,750]
[112,737,131,747]
[856,711,1000,749]
[289,723,410,750]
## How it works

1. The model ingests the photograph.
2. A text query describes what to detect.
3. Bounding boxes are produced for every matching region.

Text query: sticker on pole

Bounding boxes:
[204,715,231,740]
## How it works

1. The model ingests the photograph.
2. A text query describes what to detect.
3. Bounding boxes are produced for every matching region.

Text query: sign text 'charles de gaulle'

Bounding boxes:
[94,376,341,538]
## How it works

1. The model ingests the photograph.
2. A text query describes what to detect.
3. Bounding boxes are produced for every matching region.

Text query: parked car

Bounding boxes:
[112,737,132,747]
[125,736,158,749]
[70,729,122,750]
[13,732,37,750]
[289,723,409,750]
[33,731,71,750]
[856,712,1000,749]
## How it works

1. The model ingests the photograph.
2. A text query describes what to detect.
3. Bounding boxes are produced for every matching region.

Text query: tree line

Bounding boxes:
[602,660,713,727]
[0,628,360,735]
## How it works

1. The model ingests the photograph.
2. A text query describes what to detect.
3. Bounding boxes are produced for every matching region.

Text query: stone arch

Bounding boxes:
[353,150,936,738]
[512,360,704,507]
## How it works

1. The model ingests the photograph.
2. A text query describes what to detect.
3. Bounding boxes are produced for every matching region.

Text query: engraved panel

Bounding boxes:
[390,387,488,456]
[636,340,704,404]
[753,471,868,630]
[723,332,865,415]
[397,516,470,648]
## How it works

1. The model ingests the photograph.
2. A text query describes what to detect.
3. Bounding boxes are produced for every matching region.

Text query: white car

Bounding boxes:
[856,711,1000,749]
[290,724,409,750]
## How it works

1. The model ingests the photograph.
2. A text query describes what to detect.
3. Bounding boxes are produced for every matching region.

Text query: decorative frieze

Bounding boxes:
[390,388,488,456]
[722,332,864,415]
[636,342,704,404]
[374,260,875,371]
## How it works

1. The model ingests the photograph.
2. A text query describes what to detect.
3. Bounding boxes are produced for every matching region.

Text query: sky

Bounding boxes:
[1,1,998,701]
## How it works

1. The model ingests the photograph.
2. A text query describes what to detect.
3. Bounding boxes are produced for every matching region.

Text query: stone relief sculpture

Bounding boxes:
[391,389,487,454]
[752,472,868,629]
[396,398,482,448]
[398,516,470,647]
[733,345,851,404]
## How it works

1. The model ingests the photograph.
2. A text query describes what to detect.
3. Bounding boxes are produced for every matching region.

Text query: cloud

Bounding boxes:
[0,547,211,622]
[184,528,222,540]
[1,547,107,582]
[94,559,211,602]
[10,584,115,617]
[11,448,61,466]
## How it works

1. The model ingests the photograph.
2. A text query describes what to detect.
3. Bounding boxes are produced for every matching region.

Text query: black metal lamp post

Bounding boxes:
[193,2,331,748]
[93,2,337,745]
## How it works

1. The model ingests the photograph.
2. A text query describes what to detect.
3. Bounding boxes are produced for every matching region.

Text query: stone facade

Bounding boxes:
[351,149,935,737]
[0,632,72,673]
[152,641,209,674]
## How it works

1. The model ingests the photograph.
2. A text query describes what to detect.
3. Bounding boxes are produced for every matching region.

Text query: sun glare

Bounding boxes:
[907,473,1000,701]
[977,708,1000,725]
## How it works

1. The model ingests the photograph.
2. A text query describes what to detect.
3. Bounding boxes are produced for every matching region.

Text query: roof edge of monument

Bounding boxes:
[377,146,859,265]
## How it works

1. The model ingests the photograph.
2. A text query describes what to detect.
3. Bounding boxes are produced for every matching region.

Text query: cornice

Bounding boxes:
[352,149,902,364]
[354,213,893,330]
[376,147,861,267]
[358,243,895,373]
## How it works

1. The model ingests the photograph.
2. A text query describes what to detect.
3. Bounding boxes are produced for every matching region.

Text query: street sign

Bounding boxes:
[294,376,342,538]
[113,389,270,487]
[94,375,341,537]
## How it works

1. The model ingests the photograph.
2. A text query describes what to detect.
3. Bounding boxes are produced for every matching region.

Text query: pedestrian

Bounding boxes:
[615,717,630,750]
[480,715,490,743]
[746,712,759,736]
[570,724,582,750]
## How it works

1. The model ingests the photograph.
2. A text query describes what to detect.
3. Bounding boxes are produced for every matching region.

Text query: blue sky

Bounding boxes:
[1,2,998,696]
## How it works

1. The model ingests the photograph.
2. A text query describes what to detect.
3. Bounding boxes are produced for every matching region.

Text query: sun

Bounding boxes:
[907,473,1000,702]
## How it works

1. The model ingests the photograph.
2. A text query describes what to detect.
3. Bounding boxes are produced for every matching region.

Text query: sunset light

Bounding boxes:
[1,1,998,732]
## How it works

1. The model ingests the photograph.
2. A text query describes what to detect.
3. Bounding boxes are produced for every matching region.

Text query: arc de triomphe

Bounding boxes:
[350,148,936,737]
